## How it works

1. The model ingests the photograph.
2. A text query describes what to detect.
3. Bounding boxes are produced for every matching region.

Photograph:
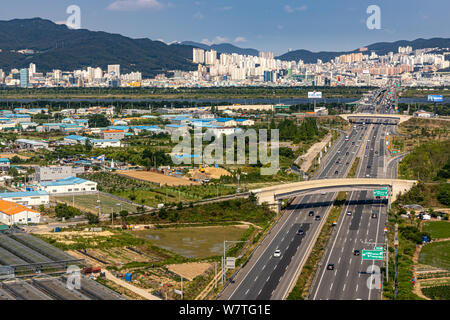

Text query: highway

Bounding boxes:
[220,112,369,300]
[219,87,401,301]
[309,87,399,300]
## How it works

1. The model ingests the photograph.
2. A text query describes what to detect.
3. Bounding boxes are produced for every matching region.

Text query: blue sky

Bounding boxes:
[2,0,449,55]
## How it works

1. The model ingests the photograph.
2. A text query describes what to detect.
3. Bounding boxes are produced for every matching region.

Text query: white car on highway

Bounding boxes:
[274,250,281,258]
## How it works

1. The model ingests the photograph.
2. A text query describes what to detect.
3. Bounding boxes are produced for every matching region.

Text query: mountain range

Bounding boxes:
[0,18,196,77]
[0,18,449,77]
[276,38,450,63]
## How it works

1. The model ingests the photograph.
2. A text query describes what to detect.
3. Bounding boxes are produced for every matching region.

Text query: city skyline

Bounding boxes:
[1,0,450,55]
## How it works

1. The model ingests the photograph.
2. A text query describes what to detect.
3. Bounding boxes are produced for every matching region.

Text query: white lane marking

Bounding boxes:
[343,284,346,291]
[312,191,357,300]
[330,283,333,291]
[254,276,258,282]
[227,195,303,299]
[262,264,266,270]
[346,270,349,277]
[356,284,359,291]
[338,257,341,264]
[245,289,249,295]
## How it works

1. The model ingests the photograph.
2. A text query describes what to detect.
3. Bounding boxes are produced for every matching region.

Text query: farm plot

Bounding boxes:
[419,241,450,271]
[422,221,450,240]
[54,193,139,214]
[131,225,249,258]
[119,170,200,186]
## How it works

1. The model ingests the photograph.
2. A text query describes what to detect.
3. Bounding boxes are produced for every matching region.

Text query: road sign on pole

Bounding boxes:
[226,257,236,269]
[374,189,388,197]
[362,250,384,261]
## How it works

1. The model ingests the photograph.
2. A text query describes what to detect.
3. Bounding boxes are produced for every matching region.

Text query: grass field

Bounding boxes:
[421,285,450,300]
[423,221,450,239]
[55,193,139,214]
[419,241,450,270]
[131,225,248,258]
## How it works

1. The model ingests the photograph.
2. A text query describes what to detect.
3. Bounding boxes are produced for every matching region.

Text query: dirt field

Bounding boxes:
[118,170,200,186]
[0,153,30,160]
[189,166,231,180]
[166,262,213,281]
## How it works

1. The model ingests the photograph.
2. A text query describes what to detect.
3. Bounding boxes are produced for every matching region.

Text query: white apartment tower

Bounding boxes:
[193,48,205,64]
[108,64,121,77]
[205,50,217,65]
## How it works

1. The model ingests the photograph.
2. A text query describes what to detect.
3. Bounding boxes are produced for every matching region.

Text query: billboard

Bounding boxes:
[308,91,323,99]
[428,95,443,102]
[226,257,236,269]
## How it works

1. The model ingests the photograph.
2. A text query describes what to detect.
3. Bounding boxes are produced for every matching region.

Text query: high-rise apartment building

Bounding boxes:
[108,64,121,77]
[205,50,217,65]
[193,48,205,64]
[20,68,29,88]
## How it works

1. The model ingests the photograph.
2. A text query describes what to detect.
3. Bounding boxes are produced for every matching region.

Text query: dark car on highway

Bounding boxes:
[327,264,335,270]
[309,211,314,217]
[297,229,304,236]
[315,215,321,221]
[354,250,360,256]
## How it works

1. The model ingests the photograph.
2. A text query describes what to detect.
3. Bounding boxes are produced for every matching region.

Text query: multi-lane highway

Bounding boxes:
[220,115,369,300]
[219,87,401,301]
[309,88,399,300]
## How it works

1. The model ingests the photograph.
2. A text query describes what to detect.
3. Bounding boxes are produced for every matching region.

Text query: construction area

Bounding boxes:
[188,166,232,182]
[0,228,125,300]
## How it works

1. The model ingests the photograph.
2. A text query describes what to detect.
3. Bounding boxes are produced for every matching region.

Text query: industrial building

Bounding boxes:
[38,176,97,195]
[0,200,41,225]
[0,191,49,206]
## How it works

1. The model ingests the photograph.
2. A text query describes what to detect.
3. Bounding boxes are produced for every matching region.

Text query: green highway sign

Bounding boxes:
[362,250,384,261]
[375,247,383,251]
[374,189,388,197]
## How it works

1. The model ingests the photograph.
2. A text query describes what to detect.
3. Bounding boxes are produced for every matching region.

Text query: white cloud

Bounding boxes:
[234,36,247,43]
[284,4,307,13]
[201,36,229,45]
[219,6,232,11]
[107,0,164,12]
[277,24,284,30]
[201,38,213,46]
[214,36,228,43]
[193,12,204,20]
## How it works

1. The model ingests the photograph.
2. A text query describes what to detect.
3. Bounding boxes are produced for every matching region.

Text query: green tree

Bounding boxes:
[86,213,100,224]
[119,210,129,219]
[88,114,111,128]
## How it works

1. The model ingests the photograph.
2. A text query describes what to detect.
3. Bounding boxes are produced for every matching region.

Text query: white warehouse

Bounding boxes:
[0,191,50,206]
[38,176,98,195]
[0,200,41,225]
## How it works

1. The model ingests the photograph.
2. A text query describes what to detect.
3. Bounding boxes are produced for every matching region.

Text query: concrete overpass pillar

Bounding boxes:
[277,200,281,215]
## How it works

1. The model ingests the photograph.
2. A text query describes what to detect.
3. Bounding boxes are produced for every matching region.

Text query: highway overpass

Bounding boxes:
[251,178,417,211]
[339,114,412,124]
